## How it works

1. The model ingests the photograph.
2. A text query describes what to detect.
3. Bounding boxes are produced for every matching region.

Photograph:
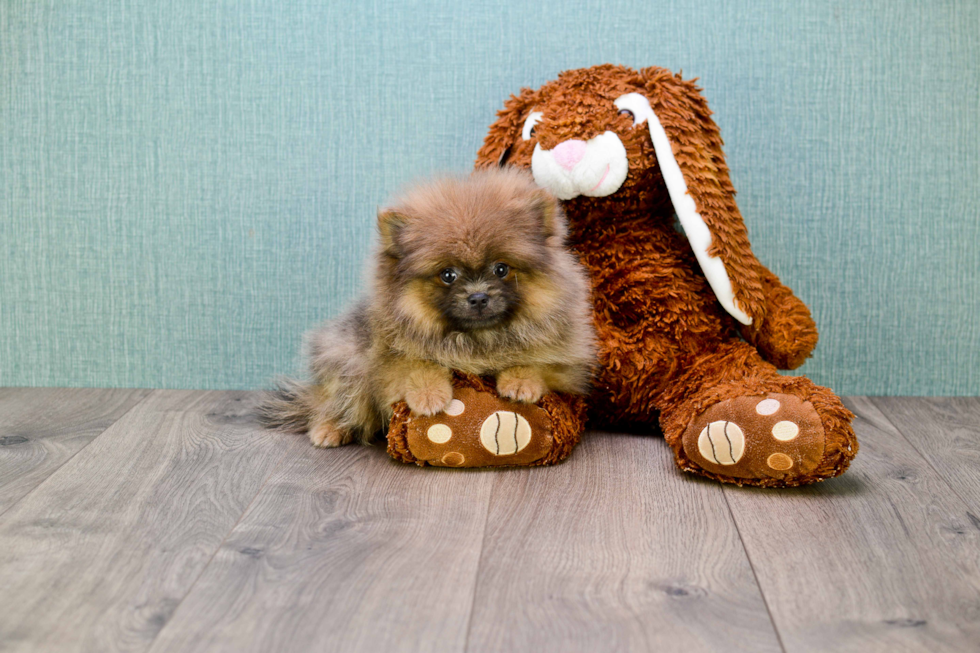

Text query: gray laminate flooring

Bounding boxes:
[0,389,978,652]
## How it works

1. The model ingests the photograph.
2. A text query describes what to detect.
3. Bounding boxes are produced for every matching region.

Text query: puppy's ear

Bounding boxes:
[377,209,408,257]
[533,188,567,244]
[475,87,537,169]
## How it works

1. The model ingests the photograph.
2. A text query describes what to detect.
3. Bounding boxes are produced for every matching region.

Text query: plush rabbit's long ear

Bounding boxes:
[635,68,765,326]
[475,87,537,169]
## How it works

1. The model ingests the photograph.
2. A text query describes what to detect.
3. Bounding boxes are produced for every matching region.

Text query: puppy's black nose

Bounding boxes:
[468,292,490,310]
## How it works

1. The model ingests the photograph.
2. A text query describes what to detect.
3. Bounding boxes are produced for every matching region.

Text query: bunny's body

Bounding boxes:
[470,65,857,486]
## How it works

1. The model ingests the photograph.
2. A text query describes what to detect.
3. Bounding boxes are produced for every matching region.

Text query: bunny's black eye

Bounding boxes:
[440,268,458,284]
[492,263,510,278]
[522,111,542,141]
[618,108,634,121]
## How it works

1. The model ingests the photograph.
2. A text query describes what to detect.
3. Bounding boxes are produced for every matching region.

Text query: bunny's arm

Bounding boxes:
[738,265,818,369]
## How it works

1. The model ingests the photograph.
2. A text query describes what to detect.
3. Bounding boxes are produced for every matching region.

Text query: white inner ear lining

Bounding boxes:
[614,93,752,326]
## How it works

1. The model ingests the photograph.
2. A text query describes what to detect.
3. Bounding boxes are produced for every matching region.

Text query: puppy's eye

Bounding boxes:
[492,263,510,278]
[522,111,543,141]
[618,108,634,121]
[439,269,458,285]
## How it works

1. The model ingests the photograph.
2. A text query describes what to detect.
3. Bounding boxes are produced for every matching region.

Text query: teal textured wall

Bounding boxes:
[1,0,978,395]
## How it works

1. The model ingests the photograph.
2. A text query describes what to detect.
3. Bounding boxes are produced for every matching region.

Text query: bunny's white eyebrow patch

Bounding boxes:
[612,93,648,127]
[522,111,542,141]
[613,93,752,325]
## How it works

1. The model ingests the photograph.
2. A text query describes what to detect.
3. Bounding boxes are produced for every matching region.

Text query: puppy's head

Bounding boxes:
[376,168,567,337]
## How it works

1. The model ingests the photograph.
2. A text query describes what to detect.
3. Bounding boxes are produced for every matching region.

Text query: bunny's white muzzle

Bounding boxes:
[530,132,629,200]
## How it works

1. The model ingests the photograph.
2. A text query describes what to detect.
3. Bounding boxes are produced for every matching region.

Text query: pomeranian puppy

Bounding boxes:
[260,168,596,448]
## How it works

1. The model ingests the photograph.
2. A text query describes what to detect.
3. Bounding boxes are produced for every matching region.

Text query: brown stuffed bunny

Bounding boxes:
[389,64,858,487]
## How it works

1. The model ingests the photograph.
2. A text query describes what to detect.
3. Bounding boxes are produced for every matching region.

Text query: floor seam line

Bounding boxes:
[722,486,788,653]
[143,426,293,653]
[461,472,497,653]
[867,396,979,513]
[0,388,157,521]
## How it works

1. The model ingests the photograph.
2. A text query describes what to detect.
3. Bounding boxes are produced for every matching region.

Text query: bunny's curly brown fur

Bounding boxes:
[461,64,857,486]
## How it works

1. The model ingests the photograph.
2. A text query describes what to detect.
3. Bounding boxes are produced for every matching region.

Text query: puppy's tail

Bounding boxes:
[256,377,317,433]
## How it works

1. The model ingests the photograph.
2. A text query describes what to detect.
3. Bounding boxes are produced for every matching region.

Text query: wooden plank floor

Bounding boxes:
[0,391,978,652]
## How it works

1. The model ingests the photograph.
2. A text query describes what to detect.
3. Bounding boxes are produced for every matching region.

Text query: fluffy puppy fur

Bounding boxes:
[260,168,596,448]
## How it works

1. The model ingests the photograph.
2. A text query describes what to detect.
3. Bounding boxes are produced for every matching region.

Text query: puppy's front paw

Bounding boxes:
[309,419,351,448]
[405,382,453,416]
[497,367,548,404]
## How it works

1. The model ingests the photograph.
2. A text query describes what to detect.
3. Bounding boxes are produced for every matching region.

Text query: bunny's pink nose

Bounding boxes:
[552,139,587,170]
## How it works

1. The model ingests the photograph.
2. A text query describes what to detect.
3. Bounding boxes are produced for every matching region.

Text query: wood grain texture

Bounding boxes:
[5,391,980,653]
[0,387,151,516]
[724,396,980,652]
[871,397,980,513]
[0,390,290,653]
[148,439,496,653]
[465,432,782,653]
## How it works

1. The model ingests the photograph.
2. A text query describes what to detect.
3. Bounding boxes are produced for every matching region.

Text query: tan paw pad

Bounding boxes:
[402,388,552,467]
[427,423,452,443]
[756,398,780,415]
[441,452,465,466]
[682,392,825,480]
[444,399,465,416]
[767,453,794,470]
[697,421,745,465]
[480,411,532,455]
[771,421,799,441]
